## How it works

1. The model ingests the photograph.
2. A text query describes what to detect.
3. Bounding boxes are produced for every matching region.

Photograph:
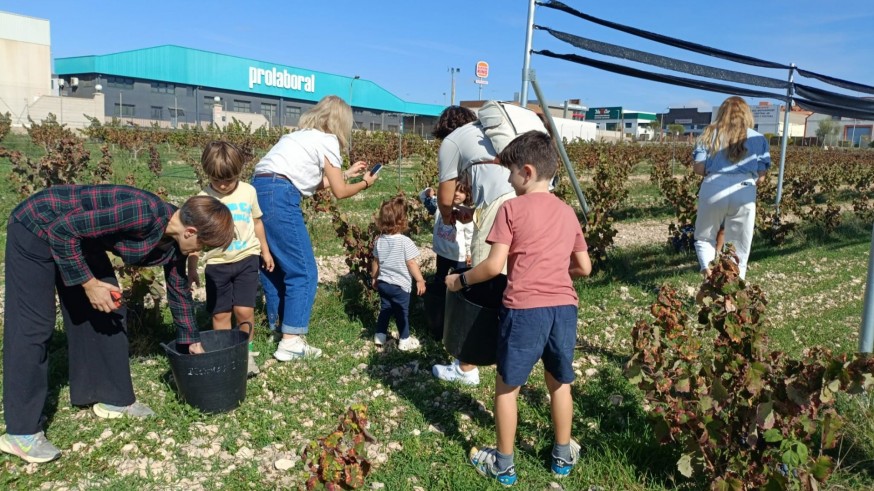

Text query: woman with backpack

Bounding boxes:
[431,103,542,385]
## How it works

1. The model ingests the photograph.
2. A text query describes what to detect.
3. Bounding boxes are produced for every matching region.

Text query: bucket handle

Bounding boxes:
[160,342,180,356]
[236,321,253,332]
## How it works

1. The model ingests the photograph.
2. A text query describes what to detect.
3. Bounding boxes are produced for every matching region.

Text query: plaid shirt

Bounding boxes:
[11,185,200,344]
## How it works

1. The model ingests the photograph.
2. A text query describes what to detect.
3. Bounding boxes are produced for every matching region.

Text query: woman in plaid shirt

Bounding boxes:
[0,185,234,464]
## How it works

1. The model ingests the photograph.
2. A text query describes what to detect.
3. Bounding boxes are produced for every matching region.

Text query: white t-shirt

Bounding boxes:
[432,209,473,262]
[254,129,342,196]
[373,234,420,293]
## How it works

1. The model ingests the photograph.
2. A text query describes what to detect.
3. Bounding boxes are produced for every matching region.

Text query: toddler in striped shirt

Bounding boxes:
[370,197,426,351]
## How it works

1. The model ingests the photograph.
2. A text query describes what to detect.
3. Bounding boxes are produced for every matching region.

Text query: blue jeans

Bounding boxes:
[253,175,318,335]
[376,281,411,339]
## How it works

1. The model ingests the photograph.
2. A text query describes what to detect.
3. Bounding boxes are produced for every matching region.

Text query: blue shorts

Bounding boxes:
[496,305,578,387]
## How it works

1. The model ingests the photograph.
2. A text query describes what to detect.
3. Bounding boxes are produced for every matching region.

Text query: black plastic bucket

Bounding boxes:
[442,270,507,366]
[161,329,249,413]
[423,281,446,341]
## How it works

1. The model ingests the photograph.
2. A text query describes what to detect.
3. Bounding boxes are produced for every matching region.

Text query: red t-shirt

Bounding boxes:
[487,192,587,309]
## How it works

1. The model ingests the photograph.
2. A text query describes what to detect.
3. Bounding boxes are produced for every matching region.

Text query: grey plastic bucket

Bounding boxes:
[442,271,506,366]
[161,329,248,413]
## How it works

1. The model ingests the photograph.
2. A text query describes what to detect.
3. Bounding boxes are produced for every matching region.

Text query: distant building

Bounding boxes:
[657,107,712,138]
[54,45,443,134]
[2,9,444,134]
[0,11,107,128]
[585,107,656,140]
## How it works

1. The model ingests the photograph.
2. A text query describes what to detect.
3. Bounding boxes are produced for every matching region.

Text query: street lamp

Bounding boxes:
[659,107,671,141]
[349,75,360,129]
[349,75,360,105]
[448,67,460,105]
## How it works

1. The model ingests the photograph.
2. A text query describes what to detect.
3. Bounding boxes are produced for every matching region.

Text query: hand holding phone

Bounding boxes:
[369,163,383,176]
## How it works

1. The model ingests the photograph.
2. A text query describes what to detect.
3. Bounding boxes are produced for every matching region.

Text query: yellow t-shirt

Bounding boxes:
[199,182,263,265]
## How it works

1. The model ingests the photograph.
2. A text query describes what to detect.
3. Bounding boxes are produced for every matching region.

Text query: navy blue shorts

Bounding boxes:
[496,305,578,387]
[205,255,261,314]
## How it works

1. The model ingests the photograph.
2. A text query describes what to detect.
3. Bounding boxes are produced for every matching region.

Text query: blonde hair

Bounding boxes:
[298,95,353,153]
[697,96,755,163]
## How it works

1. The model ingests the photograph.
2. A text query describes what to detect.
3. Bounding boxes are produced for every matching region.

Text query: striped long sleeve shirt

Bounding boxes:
[10,185,200,344]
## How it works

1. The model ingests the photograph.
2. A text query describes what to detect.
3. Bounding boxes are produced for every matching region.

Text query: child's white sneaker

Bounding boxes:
[274,337,322,361]
[398,336,420,351]
[374,333,387,346]
[432,359,480,385]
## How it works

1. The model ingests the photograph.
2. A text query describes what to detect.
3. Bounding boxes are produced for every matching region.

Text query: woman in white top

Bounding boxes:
[252,95,378,361]
[693,96,771,279]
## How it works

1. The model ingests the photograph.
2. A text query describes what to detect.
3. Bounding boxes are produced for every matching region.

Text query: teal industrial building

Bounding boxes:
[54,45,445,134]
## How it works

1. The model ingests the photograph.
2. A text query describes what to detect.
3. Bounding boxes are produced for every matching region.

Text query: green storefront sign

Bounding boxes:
[586,107,622,120]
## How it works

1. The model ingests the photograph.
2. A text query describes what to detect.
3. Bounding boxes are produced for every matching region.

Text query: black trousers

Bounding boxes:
[3,222,134,434]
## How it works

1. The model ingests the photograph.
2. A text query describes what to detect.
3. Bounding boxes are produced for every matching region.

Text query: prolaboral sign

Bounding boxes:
[249,67,315,93]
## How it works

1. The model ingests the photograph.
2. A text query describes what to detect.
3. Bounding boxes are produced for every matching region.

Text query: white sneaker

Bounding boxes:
[432,359,480,385]
[374,333,387,346]
[398,336,420,351]
[274,337,322,361]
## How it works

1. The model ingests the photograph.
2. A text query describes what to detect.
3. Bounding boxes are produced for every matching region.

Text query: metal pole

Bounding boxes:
[449,68,459,105]
[529,70,590,223]
[859,223,874,353]
[775,64,795,209]
[398,114,403,189]
[562,100,569,119]
[519,0,536,106]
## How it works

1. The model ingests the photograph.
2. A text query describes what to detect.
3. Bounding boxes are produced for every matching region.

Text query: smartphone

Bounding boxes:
[369,163,383,176]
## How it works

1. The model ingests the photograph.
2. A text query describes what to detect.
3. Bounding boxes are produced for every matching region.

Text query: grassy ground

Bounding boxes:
[1,136,873,489]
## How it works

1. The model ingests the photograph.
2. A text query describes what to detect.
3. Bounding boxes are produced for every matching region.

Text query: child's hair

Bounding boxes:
[432,105,478,139]
[201,141,245,181]
[376,196,408,235]
[298,95,353,153]
[497,130,557,181]
[455,179,473,206]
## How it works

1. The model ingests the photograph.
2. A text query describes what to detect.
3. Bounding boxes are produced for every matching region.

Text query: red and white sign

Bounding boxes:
[475,61,489,78]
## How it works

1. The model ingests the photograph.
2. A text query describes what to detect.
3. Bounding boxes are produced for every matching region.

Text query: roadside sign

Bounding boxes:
[474,79,489,85]
[475,61,489,78]
[586,106,623,120]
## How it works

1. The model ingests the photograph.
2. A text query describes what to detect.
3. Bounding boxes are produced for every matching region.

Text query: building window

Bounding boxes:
[150,82,175,94]
[204,96,218,113]
[625,122,633,129]
[284,105,301,125]
[150,106,163,120]
[107,77,134,90]
[114,104,135,118]
[370,122,382,131]
[233,100,251,113]
[261,103,277,123]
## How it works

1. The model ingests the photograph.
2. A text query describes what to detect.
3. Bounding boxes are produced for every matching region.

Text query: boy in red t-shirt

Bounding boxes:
[446,130,592,486]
